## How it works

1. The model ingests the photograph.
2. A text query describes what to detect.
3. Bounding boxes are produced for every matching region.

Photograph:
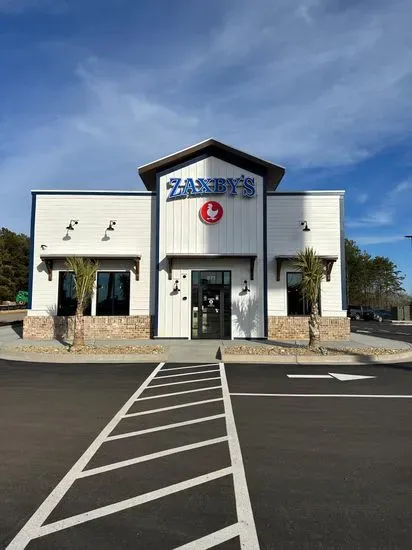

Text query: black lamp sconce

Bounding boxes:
[173,279,180,292]
[66,219,79,231]
[106,220,116,231]
[300,220,310,232]
[243,280,250,293]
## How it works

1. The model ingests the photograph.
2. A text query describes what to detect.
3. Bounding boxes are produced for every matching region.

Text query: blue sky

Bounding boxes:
[1,0,412,292]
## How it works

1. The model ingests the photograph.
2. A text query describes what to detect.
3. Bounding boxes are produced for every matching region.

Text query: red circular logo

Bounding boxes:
[199,201,224,224]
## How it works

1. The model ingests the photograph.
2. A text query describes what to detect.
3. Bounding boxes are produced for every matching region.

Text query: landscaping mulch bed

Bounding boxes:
[225,345,402,356]
[13,345,165,355]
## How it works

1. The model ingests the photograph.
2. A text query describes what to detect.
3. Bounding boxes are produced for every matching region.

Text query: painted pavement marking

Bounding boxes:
[287,373,376,381]
[7,362,256,549]
[156,369,220,379]
[231,393,412,398]
[135,385,222,400]
[105,413,225,441]
[220,362,260,549]
[79,436,229,479]
[6,362,165,550]
[148,376,221,388]
[160,363,219,372]
[123,397,223,417]
[174,523,240,549]
[37,468,234,538]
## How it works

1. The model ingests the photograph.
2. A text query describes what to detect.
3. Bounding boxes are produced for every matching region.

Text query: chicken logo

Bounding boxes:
[199,201,224,224]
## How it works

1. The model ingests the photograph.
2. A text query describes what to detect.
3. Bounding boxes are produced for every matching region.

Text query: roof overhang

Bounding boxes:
[138,138,285,192]
[275,255,338,282]
[39,254,142,281]
[165,253,257,280]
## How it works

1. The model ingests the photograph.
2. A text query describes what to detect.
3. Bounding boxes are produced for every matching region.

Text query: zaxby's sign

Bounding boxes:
[167,175,256,200]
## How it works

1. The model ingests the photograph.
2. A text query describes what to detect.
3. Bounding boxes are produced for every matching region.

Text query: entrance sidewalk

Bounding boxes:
[1,324,412,364]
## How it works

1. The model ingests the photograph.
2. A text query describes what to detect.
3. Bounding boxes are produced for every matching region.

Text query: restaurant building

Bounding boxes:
[24,139,349,340]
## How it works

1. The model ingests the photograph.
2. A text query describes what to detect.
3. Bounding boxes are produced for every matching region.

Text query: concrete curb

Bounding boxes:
[0,349,167,364]
[221,349,412,365]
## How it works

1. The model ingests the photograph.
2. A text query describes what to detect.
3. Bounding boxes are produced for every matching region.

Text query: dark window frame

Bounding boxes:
[286,272,321,316]
[57,271,91,317]
[96,271,131,317]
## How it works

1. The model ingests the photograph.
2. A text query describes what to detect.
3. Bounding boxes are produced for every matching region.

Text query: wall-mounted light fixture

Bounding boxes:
[300,220,310,232]
[106,220,116,231]
[66,219,79,231]
[40,244,47,250]
[243,280,250,293]
[173,279,180,292]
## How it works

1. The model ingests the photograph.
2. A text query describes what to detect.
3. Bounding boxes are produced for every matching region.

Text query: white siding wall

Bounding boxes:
[157,156,265,338]
[267,194,346,317]
[29,194,154,316]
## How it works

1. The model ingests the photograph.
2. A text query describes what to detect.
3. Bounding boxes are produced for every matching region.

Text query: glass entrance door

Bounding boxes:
[191,271,231,339]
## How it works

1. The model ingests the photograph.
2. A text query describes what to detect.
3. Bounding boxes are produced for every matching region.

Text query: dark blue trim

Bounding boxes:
[28,193,37,310]
[267,191,344,196]
[153,172,161,337]
[263,176,268,337]
[339,195,347,310]
[157,153,210,179]
[32,191,155,196]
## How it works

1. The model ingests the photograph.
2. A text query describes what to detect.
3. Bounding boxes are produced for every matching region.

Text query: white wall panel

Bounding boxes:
[267,194,345,317]
[157,156,265,338]
[29,194,154,316]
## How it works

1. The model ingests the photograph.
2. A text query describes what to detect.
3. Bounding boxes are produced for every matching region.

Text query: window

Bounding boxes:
[287,272,320,316]
[57,272,91,316]
[96,272,130,316]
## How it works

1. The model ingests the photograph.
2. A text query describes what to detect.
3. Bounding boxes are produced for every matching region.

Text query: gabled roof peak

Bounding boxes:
[138,138,285,191]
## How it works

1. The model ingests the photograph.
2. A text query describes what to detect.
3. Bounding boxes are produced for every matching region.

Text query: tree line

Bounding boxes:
[0,228,30,303]
[345,239,410,308]
[0,227,410,307]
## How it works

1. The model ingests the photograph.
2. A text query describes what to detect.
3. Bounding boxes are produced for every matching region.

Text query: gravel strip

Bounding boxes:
[12,345,165,355]
[225,345,402,356]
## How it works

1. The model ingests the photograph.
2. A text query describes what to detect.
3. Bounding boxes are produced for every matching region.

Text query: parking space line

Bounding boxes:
[105,414,226,441]
[231,393,412,398]
[160,363,219,372]
[123,397,223,417]
[37,467,234,538]
[149,377,221,388]
[136,385,222,400]
[220,363,260,549]
[6,362,165,550]
[156,369,220,379]
[175,523,240,549]
[79,436,229,478]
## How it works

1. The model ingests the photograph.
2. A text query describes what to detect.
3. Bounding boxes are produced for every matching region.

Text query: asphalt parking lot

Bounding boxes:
[1,359,412,549]
[351,320,412,344]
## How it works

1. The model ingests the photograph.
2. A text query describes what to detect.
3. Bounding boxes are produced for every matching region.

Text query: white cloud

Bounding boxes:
[2,0,412,232]
[354,235,407,245]
[355,192,369,204]
[346,208,394,229]
[393,179,412,193]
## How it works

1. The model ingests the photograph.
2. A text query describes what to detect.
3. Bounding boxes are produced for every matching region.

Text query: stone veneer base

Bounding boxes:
[268,316,350,341]
[24,315,152,340]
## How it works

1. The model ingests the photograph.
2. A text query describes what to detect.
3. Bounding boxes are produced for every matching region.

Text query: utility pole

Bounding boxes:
[406,235,412,245]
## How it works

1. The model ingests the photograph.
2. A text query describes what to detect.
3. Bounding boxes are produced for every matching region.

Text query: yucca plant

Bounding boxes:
[295,247,324,349]
[65,257,99,349]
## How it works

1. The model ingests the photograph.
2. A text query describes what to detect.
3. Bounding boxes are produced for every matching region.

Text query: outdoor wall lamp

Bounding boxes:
[173,279,180,292]
[106,220,117,231]
[300,220,310,232]
[66,219,78,231]
[243,280,250,292]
